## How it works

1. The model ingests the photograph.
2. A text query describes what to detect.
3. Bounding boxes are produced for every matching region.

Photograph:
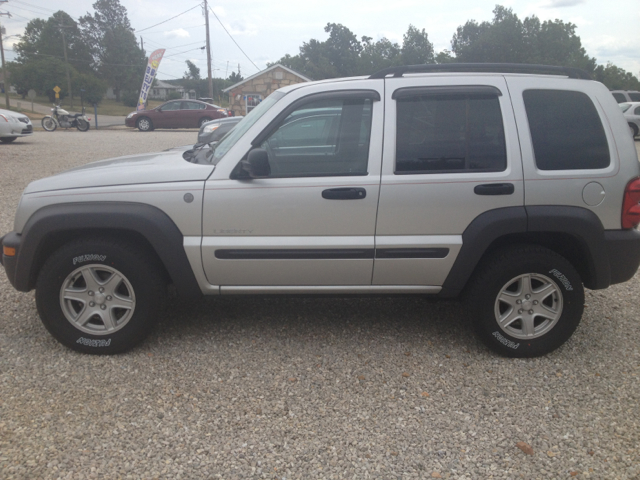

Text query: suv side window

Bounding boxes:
[628,92,640,102]
[260,98,373,177]
[612,92,627,103]
[523,90,610,170]
[395,90,506,174]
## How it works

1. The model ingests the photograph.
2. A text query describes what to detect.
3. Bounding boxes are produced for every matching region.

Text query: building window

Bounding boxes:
[245,94,262,114]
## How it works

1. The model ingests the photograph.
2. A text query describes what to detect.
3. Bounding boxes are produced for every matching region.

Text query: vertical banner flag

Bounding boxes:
[137,49,165,111]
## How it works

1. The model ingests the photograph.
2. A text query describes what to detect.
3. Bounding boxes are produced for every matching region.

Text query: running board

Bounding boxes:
[219,285,441,295]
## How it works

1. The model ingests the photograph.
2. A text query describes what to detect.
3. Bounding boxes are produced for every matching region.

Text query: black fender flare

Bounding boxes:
[440,206,612,297]
[11,202,201,298]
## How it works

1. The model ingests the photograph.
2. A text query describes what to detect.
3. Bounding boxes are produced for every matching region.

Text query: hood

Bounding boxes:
[25,150,214,194]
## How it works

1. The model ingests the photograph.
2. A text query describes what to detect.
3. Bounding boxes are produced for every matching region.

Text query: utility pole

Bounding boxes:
[204,0,213,98]
[0,12,11,110]
[140,36,144,52]
[59,21,73,108]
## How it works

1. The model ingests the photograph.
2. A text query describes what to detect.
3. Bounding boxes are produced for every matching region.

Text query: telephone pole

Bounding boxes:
[59,21,73,108]
[204,0,213,98]
[0,12,11,110]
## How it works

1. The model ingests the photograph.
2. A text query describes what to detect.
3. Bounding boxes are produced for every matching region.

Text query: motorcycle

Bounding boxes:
[41,105,91,132]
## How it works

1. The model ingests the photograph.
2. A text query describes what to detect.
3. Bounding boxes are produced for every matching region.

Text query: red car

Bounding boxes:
[125,99,228,131]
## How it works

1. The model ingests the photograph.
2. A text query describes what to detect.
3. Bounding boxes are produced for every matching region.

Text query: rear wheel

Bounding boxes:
[35,237,165,354]
[42,116,57,132]
[137,117,153,132]
[467,245,584,357]
[76,118,90,132]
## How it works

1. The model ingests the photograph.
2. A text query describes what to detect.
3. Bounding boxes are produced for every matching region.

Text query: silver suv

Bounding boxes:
[2,64,640,357]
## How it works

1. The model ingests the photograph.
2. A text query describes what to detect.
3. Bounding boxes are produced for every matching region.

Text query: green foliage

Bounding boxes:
[184,60,200,80]
[8,56,77,102]
[594,63,640,91]
[167,91,182,100]
[228,71,243,83]
[74,73,107,105]
[79,0,147,101]
[272,23,434,80]
[121,90,139,107]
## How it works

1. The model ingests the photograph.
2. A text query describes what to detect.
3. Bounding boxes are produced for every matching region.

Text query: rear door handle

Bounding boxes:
[474,183,514,196]
[322,187,367,200]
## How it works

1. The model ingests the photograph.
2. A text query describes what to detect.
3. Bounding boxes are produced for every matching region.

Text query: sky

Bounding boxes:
[1,0,638,82]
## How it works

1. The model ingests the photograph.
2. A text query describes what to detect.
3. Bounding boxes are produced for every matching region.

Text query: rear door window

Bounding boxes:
[395,90,506,174]
[523,90,610,170]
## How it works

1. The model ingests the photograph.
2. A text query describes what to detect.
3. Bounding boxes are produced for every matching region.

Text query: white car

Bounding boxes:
[0,108,34,143]
[619,102,640,137]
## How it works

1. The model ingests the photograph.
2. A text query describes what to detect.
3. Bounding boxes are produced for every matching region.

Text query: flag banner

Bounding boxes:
[136,49,165,111]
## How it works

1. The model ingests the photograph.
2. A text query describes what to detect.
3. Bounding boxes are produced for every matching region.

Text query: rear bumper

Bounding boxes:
[605,229,640,285]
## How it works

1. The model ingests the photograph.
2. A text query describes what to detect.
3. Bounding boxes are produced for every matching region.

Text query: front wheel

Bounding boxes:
[35,237,166,354]
[76,118,90,132]
[137,117,153,132]
[0,137,17,143]
[199,117,212,127]
[42,116,57,132]
[467,245,584,357]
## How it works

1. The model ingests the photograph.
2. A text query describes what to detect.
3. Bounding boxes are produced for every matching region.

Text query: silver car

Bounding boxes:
[619,102,640,137]
[0,108,33,143]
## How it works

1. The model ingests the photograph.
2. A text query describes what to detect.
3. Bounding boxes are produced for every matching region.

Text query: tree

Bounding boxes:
[74,73,107,105]
[79,0,147,101]
[593,63,640,91]
[401,25,434,65]
[184,60,200,80]
[228,71,243,83]
[13,11,94,75]
[8,56,77,102]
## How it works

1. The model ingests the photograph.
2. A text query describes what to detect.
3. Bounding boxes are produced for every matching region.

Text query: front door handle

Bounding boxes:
[322,187,367,200]
[474,183,515,196]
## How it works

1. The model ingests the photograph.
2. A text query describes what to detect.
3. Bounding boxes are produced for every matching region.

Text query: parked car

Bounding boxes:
[3,64,640,358]
[611,90,640,103]
[0,109,33,143]
[619,102,640,137]
[198,116,243,144]
[125,99,228,131]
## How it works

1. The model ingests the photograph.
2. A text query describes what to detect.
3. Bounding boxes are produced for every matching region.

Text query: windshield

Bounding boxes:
[619,103,632,113]
[210,91,286,164]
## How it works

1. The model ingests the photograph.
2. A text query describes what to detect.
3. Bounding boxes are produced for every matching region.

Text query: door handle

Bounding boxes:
[474,183,514,196]
[322,187,367,200]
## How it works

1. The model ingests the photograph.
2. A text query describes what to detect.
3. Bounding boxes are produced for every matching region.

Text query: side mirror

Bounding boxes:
[241,148,271,178]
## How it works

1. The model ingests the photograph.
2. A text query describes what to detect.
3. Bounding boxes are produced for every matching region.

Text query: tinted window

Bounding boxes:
[523,90,610,170]
[634,107,640,116]
[628,92,640,102]
[259,98,373,177]
[160,102,181,111]
[395,93,506,174]
[612,93,627,103]
[183,101,203,110]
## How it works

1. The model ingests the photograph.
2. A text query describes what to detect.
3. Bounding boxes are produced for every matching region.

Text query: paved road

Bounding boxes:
[8,97,127,128]
[0,132,639,479]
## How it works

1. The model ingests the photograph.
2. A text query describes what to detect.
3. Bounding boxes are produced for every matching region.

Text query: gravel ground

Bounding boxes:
[1,131,640,480]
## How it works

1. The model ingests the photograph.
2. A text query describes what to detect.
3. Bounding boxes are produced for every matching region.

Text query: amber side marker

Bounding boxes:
[3,246,16,257]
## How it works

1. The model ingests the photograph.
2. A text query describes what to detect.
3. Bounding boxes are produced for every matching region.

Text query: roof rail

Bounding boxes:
[369,63,591,80]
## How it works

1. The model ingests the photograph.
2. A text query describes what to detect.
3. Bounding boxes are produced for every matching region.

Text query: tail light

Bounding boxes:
[622,177,640,229]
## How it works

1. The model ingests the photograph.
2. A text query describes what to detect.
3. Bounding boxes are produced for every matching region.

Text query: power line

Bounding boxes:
[208,6,259,72]
[136,4,201,33]
[139,24,205,35]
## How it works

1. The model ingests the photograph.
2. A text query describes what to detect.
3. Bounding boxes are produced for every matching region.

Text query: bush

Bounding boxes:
[167,91,182,100]
[122,90,139,107]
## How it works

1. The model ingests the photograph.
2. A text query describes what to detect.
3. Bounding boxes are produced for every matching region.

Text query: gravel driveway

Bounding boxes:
[1,131,639,479]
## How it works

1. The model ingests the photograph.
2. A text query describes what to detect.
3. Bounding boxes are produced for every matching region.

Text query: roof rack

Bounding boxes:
[369,63,591,80]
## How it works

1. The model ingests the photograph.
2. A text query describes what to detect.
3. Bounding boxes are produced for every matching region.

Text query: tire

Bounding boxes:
[42,116,57,132]
[199,117,212,127]
[0,137,17,143]
[466,245,584,358]
[35,237,166,354]
[76,118,90,132]
[629,123,639,138]
[136,117,153,132]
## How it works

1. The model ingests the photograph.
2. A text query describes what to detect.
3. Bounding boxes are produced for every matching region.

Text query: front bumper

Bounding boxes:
[0,232,21,289]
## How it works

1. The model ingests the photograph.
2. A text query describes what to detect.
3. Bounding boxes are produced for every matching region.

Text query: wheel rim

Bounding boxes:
[59,264,136,335]
[493,273,563,340]
[43,118,55,130]
[138,119,150,130]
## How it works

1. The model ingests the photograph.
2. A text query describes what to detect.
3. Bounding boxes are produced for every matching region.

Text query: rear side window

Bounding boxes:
[612,93,627,103]
[628,92,640,102]
[395,91,506,174]
[523,90,610,170]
